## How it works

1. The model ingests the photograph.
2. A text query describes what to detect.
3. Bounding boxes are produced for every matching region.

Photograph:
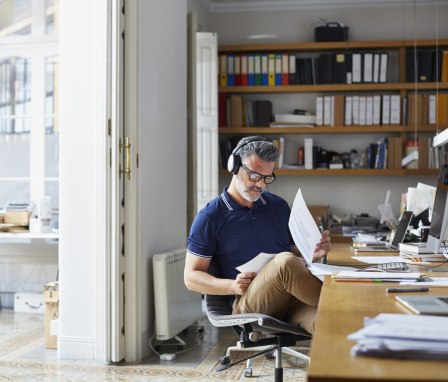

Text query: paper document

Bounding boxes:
[236,252,276,273]
[400,277,448,286]
[288,188,321,264]
[307,263,356,281]
[349,313,448,359]
[332,271,420,281]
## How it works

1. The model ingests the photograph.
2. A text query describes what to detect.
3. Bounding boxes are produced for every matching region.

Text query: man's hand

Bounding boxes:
[313,230,331,262]
[233,272,257,295]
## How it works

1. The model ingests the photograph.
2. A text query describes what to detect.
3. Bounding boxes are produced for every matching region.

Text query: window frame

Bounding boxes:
[0,1,59,209]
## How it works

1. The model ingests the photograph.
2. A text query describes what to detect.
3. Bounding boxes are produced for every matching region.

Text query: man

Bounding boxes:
[184,136,331,334]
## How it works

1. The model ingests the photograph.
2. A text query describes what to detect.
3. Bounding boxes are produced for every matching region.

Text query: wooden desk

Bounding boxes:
[326,243,400,267]
[309,244,448,382]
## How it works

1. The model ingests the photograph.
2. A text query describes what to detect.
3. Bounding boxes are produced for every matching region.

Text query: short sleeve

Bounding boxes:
[187,208,216,259]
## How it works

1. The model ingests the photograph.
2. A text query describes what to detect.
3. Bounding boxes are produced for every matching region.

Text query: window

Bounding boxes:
[0,0,59,216]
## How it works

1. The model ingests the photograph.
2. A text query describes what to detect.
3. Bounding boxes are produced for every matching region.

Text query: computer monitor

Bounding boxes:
[427,166,448,256]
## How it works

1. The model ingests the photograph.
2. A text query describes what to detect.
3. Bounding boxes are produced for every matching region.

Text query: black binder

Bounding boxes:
[332,53,347,84]
[254,100,272,127]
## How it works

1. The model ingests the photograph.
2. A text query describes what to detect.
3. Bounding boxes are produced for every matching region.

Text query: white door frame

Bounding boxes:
[123,0,141,362]
[100,0,140,363]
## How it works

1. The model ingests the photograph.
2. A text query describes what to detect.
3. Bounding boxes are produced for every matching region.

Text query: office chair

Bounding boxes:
[205,292,311,382]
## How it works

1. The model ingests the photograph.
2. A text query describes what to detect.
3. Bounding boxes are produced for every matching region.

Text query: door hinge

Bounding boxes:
[119,137,131,180]
[136,153,139,169]
[107,119,111,136]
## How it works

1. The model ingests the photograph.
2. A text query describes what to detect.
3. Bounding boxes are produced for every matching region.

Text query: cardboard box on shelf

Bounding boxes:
[44,281,59,349]
[4,211,31,226]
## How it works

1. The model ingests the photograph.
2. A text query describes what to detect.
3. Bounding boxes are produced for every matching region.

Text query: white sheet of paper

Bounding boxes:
[236,252,276,273]
[308,263,356,276]
[288,188,321,264]
[351,256,403,264]
[399,277,448,286]
[334,271,420,280]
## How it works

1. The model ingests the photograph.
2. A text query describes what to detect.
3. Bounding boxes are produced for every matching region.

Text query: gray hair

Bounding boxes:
[238,137,279,164]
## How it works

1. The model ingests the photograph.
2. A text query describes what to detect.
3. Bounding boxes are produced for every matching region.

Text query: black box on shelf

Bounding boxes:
[315,22,349,42]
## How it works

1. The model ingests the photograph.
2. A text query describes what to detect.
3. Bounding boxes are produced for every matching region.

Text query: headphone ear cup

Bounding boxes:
[231,154,241,175]
[227,154,235,174]
[227,153,241,175]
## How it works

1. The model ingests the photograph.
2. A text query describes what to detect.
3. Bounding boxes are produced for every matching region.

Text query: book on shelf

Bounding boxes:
[304,138,314,170]
[274,113,316,124]
[269,122,315,128]
[272,137,285,169]
[254,100,272,127]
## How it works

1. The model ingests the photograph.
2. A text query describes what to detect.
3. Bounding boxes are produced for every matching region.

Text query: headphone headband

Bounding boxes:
[227,136,269,175]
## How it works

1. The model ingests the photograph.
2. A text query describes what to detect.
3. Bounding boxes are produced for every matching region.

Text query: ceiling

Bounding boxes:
[203,0,447,13]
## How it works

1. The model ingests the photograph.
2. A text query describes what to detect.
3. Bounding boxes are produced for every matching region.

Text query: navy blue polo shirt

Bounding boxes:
[187,188,295,280]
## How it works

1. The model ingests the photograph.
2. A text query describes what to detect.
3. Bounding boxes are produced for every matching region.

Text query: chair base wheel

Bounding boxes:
[265,351,275,360]
[244,367,252,377]
[219,356,231,365]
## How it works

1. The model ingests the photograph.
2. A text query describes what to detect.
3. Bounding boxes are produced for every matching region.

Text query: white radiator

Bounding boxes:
[152,248,203,340]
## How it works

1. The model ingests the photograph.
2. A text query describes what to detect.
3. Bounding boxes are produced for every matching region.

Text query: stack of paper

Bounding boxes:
[349,313,448,359]
[332,271,420,282]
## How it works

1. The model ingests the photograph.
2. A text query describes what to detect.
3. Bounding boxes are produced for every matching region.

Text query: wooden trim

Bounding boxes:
[219,39,448,53]
[219,125,440,134]
[219,82,448,93]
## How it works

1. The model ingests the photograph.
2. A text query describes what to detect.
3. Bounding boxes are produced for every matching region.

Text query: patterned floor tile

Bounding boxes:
[0,309,308,381]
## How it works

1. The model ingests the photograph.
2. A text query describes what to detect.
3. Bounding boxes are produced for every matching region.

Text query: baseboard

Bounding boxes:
[58,335,95,360]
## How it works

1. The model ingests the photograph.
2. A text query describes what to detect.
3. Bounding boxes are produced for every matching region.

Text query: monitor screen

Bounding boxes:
[427,167,448,256]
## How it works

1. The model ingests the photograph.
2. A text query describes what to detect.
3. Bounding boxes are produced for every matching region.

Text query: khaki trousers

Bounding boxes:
[232,252,322,334]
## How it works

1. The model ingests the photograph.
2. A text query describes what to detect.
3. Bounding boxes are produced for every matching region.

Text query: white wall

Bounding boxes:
[137,0,187,359]
[58,0,108,360]
[59,0,187,362]
[205,3,448,218]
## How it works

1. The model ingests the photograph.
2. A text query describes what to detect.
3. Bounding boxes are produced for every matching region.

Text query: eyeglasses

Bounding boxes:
[241,164,276,184]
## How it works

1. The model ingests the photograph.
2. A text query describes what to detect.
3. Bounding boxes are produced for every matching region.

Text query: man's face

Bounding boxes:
[235,155,275,203]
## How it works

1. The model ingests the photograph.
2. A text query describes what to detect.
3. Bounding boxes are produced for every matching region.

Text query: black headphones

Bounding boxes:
[227,136,269,175]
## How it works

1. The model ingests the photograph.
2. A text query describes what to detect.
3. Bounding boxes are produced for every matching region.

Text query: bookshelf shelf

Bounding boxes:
[218,38,448,175]
[220,168,439,177]
[219,82,448,94]
[220,125,440,135]
[218,39,448,53]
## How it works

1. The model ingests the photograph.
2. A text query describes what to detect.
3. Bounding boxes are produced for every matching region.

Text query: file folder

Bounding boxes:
[261,54,268,85]
[254,54,261,86]
[241,54,248,86]
[219,54,227,87]
[275,54,282,85]
[345,96,353,125]
[332,53,347,84]
[248,54,255,85]
[352,53,362,83]
[380,52,389,83]
[363,52,373,83]
[268,53,275,86]
[281,53,289,85]
[373,53,380,83]
[289,54,296,84]
[234,55,241,86]
[227,54,235,86]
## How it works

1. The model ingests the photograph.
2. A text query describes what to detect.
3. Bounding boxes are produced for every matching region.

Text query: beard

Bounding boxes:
[236,176,264,203]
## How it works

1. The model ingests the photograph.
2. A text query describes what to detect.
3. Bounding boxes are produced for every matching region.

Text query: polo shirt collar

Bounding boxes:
[221,187,267,211]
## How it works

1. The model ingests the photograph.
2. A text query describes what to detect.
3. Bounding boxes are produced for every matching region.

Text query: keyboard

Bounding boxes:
[377,261,410,272]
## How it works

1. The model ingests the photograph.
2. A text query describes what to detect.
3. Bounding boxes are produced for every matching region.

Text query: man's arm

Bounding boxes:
[184,252,256,296]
